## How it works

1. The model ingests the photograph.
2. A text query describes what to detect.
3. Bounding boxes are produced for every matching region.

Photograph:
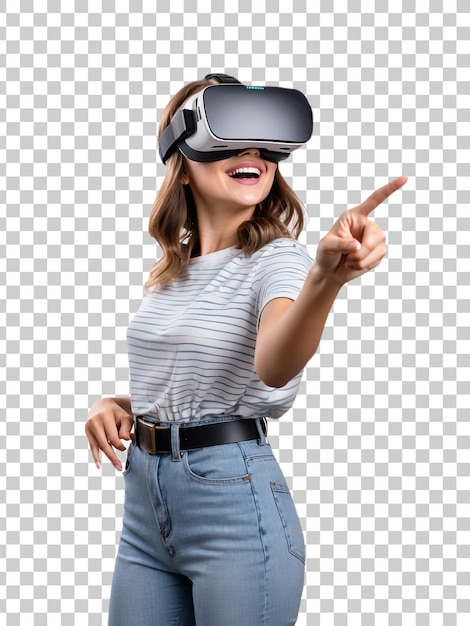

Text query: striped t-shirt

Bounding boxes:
[127,237,314,423]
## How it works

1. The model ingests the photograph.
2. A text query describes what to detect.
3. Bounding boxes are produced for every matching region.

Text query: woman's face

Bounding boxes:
[182,148,278,219]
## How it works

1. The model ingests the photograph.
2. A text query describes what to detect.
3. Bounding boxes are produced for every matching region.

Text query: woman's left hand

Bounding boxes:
[314,176,408,286]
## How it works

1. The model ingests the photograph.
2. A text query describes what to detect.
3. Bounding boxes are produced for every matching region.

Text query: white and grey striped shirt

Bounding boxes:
[127,238,314,423]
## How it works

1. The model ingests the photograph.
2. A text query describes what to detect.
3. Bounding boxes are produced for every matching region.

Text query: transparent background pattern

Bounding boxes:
[1,1,469,624]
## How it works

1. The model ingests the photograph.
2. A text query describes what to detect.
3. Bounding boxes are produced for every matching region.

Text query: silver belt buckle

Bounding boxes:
[137,418,171,454]
[137,419,157,454]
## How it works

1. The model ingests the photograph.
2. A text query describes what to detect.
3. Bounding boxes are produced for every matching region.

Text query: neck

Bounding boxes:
[196,230,238,256]
[195,206,254,256]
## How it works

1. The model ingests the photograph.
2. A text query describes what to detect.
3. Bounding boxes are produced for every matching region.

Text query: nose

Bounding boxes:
[237,147,260,157]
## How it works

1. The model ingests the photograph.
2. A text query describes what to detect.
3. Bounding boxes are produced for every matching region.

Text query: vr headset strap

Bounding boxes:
[204,73,241,84]
[159,75,241,162]
[159,109,195,163]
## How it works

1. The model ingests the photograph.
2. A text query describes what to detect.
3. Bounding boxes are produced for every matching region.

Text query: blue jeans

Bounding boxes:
[108,419,305,625]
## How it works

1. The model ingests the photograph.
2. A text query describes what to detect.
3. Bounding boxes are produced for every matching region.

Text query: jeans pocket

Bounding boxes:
[183,444,251,485]
[122,441,136,477]
[270,482,305,563]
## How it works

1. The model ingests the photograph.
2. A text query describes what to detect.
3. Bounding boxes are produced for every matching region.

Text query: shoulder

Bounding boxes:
[246,238,314,297]
[252,237,314,268]
[257,237,311,255]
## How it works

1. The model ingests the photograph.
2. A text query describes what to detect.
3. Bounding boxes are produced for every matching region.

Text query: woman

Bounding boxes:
[85,75,407,625]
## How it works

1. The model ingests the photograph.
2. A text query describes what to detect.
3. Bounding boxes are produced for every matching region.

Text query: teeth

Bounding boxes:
[228,167,261,177]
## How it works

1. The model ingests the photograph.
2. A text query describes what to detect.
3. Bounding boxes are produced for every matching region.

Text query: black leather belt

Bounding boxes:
[136,417,266,455]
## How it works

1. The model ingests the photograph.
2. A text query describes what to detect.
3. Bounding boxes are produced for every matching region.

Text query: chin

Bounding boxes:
[237,191,268,206]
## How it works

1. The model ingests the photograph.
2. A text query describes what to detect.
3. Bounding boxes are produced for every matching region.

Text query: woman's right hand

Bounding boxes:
[85,397,134,470]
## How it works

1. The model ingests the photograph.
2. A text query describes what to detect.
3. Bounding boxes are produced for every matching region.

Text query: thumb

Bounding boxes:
[345,239,362,253]
[319,233,362,255]
[118,413,134,440]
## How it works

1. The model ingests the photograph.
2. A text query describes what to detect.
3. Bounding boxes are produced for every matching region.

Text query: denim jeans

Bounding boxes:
[108,419,305,625]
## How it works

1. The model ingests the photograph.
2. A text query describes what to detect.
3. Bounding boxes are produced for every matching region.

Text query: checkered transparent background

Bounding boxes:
[1,1,469,624]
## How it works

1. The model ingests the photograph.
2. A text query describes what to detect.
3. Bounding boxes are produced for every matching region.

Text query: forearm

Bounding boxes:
[255,265,342,388]
[113,396,133,414]
[89,396,133,416]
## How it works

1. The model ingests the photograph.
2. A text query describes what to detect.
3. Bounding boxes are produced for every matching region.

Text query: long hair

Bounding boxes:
[145,78,306,288]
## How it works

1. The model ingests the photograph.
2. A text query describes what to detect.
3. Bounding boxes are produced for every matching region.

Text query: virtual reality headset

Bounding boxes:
[158,73,313,164]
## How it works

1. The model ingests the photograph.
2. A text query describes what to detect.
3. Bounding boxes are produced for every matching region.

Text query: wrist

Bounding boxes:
[307,262,345,293]
[89,396,132,415]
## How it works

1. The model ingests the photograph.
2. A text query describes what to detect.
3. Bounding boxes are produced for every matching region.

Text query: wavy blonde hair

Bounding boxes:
[145,78,306,288]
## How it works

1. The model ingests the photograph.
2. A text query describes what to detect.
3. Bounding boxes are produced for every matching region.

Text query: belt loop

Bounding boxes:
[171,424,182,460]
[255,418,268,446]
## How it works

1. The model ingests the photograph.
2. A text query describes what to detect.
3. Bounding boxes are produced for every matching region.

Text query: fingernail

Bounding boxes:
[95,461,101,470]
[114,462,123,471]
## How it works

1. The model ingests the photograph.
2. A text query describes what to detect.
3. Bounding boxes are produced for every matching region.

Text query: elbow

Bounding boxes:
[259,374,289,389]
[255,361,291,389]
[255,351,308,388]
[255,341,303,388]
[264,377,290,389]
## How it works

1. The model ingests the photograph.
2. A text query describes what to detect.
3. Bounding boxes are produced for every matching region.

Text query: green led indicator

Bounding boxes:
[246,86,265,90]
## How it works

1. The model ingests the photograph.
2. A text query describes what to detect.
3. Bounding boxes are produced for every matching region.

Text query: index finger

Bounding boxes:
[85,415,125,470]
[356,176,408,216]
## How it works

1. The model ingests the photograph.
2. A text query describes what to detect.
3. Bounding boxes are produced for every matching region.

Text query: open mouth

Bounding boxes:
[226,167,261,180]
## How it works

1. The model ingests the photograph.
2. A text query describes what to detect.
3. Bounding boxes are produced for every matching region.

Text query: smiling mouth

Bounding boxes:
[226,166,261,179]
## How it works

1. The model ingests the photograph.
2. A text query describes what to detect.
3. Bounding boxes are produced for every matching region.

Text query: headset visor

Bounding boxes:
[159,84,313,163]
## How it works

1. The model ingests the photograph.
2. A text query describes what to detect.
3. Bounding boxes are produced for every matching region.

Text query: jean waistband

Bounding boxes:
[135,416,267,460]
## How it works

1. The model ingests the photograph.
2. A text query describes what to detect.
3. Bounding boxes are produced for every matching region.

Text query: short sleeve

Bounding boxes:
[252,239,314,323]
